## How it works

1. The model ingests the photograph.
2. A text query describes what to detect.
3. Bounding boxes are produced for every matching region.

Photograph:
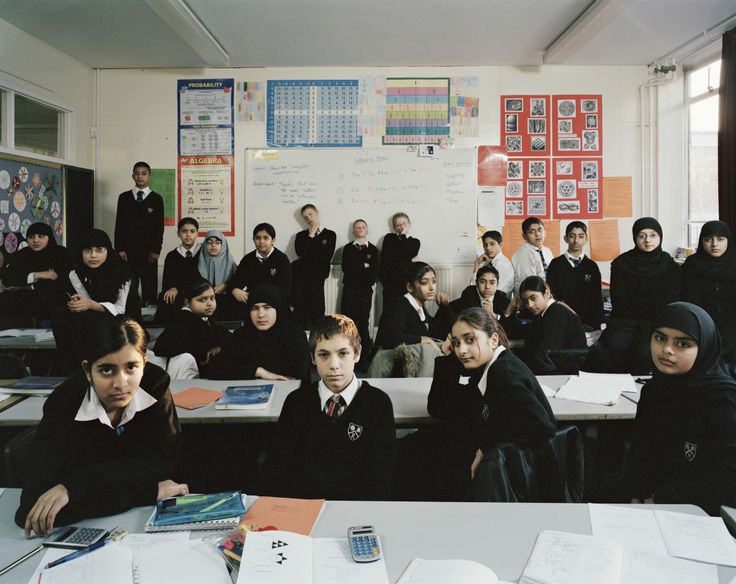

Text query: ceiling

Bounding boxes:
[0,0,734,68]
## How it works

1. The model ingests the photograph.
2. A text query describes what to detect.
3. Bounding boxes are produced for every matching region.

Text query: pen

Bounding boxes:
[0,544,45,576]
[44,537,109,570]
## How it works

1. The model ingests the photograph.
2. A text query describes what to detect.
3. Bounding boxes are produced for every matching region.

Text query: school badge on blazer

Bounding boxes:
[481,404,489,421]
[270,268,277,276]
[347,423,363,441]
[147,207,153,214]
[584,273,592,282]
[684,441,697,462]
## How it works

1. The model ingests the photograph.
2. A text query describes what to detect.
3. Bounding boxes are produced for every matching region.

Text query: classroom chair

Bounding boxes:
[547,349,590,375]
[0,353,30,379]
[3,427,36,487]
[468,425,584,503]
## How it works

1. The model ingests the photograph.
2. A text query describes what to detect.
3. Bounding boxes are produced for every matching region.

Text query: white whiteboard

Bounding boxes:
[244,148,477,264]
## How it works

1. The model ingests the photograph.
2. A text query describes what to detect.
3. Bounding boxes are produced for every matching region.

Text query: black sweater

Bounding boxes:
[208,321,311,383]
[379,233,420,298]
[230,249,292,305]
[546,255,604,329]
[153,309,229,364]
[681,257,736,343]
[626,380,736,515]
[262,381,396,500]
[15,364,182,527]
[374,296,446,349]
[610,255,680,321]
[449,285,510,317]
[161,248,202,293]
[114,191,164,255]
[525,302,587,375]
[294,228,336,281]
[341,242,380,289]
[428,351,556,454]
[3,245,72,310]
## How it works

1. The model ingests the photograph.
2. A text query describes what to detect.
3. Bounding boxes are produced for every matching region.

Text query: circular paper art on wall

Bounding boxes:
[0,219,6,233]
[4,232,18,254]
[54,220,63,237]
[13,191,27,212]
[20,219,32,239]
[18,167,28,183]
[50,200,61,219]
[18,241,28,251]
[31,196,47,218]
[8,213,20,232]
[0,171,10,190]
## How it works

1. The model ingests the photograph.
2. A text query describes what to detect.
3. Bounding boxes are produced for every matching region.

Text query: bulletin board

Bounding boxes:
[0,154,64,268]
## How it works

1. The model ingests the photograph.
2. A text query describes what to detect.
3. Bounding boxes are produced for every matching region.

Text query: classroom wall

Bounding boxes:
[0,18,95,168]
[96,64,663,299]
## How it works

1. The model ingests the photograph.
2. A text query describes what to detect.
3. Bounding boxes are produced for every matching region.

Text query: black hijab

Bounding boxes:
[614,217,674,276]
[686,220,736,281]
[74,229,131,303]
[9,222,68,276]
[647,302,736,398]
[240,283,289,353]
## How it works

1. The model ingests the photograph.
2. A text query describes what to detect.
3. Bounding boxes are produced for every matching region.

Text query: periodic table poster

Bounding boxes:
[267,80,361,147]
[501,94,602,220]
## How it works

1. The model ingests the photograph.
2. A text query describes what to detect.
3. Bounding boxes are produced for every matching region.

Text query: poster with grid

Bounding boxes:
[267,80,361,147]
[384,78,450,144]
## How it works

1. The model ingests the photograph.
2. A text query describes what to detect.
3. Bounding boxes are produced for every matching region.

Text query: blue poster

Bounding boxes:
[177,78,235,156]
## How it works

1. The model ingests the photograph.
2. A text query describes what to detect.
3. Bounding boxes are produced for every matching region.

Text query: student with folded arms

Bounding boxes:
[262,314,396,500]
[208,283,310,382]
[626,302,736,515]
[16,316,186,536]
[518,276,587,375]
[379,212,420,305]
[471,230,514,297]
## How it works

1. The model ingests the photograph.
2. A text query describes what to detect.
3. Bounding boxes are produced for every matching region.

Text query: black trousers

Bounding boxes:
[127,252,158,305]
[292,276,327,329]
[340,283,374,362]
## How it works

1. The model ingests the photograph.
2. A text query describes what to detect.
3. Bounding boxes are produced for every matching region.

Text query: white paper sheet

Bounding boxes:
[29,544,133,584]
[396,558,498,584]
[620,549,718,584]
[539,384,556,398]
[134,539,230,584]
[589,504,667,556]
[313,538,388,584]
[578,372,639,394]
[120,531,189,550]
[555,376,621,406]
[519,531,621,584]
[477,187,504,227]
[239,530,312,584]
[655,510,736,567]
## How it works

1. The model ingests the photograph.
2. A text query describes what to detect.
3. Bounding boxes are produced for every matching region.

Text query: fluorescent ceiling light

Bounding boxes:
[543,0,634,64]
[145,0,230,66]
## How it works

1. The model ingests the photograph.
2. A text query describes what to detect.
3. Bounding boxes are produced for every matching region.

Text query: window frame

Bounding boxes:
[0,81,73,164]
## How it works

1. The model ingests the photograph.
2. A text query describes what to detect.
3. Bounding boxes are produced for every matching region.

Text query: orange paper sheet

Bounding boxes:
[602,176,633,217]
[502,219,560,257]
[242,496,325,535]
[173,387,224,410]
[477,145,508,186]
[589,219,621,261]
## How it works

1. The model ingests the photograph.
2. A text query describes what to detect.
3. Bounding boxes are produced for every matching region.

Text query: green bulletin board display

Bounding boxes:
[150,168,176,227]
[0,154,63,269]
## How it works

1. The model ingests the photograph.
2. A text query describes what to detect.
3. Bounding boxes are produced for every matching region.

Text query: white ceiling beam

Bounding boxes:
[144,0,230,66]
[543,0,634,64]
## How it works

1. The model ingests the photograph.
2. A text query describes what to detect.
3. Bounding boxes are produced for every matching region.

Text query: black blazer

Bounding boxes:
[153,309,230,364]
[375,296,445,349]
[524,301,587,375]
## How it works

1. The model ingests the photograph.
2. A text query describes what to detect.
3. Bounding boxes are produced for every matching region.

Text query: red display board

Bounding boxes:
[500,95,550,157]
[551,157,603,219]
[551,95,602,157]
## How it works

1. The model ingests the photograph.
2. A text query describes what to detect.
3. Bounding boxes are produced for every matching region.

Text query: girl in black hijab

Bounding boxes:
[682,220,736,363]
[588,217,680,373]
[626,302,736,515]
[0,222,72,320]
[208,283,310,382]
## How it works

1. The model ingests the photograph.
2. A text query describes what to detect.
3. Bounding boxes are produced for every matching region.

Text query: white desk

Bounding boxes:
[1,488,734,583]
[0,327,164,351]
[0,375,638,427]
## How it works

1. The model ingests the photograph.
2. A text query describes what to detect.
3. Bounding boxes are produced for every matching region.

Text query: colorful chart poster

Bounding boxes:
[359,76,387,136]
[177,79,234,156]
[551,95,602,157]
[267,80,361,147]
[384,78,450,145]
[149,169,176,227]
[450,76,479,137]
[178,156,234,236]
[236,81,265,123]
[0,156,63,269]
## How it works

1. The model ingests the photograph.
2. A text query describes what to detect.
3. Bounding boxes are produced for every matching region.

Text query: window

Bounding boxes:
[686,59,720,247]
[14,94,60,157]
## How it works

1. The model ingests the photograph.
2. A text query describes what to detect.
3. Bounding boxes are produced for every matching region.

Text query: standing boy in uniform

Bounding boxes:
[341,219,379,369]
[262,314,396,500]
[114,162,164,306]
[292,204,336,329]
[511,217,553,296]
[379,212,420,306]
[547,221,603,330]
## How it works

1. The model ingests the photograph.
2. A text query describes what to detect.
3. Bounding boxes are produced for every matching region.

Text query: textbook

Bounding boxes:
[214,384,274,410]
[145,491,245,532]
[241,496,325,535]
[0,376,65,396]
[173,386,224,410]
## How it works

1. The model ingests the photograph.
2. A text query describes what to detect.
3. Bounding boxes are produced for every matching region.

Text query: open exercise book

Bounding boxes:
[238,530,389,584]
[28,535,231,584]
[394,558,515,584]
[554,372,639,406]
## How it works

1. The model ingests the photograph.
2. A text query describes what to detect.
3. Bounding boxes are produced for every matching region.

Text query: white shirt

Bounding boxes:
[177,243,201,258]
[512,243,553,295]
[541,298,556,318]
[318,374,360,411]
[404,292,426,324]
[564,251,586,268]
[131,186,151,201]
[470,252,515,297]
[477,345,506,396]
[256,248,275,261]
[75,385,157,429]
[182,305,209,322]
[69,270,131,316]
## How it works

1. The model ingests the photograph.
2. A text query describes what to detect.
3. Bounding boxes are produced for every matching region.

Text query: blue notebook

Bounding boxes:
[146,491,245,532]
[0,376,66,395]
[215,384,275,410]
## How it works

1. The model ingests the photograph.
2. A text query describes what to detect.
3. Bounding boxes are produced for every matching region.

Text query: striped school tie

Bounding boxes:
[536,249,548,277]
[324,395,345,419]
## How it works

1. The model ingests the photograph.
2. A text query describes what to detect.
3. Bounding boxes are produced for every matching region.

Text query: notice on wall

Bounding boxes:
[149,168,176,227]
[178,156,234,236]
[236,81,265,123]
[450,76,480,137]
[602,176,633,217]
[589,219,621,261]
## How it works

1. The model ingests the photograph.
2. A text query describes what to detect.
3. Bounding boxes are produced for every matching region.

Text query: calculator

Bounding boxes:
[44,526,109,549]
[347,525,382,563]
